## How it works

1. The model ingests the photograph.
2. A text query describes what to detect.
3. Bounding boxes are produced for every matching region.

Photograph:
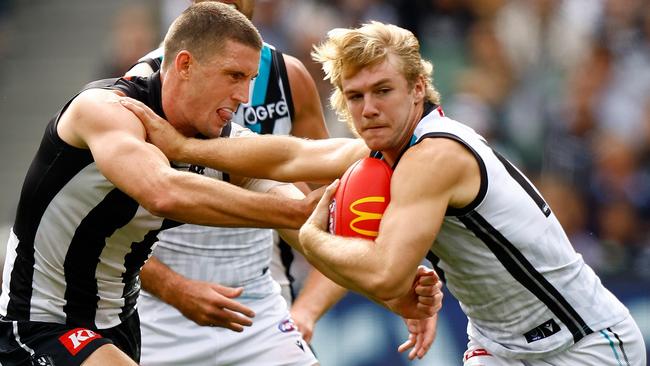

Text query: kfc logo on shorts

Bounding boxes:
[59,328,102,355]
[278,319,296,333]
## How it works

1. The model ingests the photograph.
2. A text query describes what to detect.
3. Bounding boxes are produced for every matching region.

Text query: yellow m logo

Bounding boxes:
[348,196,386,237]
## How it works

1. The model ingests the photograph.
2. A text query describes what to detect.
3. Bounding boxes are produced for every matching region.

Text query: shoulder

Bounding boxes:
[396,137,482,207]
[66,88,145,138]
[282,54,316,87]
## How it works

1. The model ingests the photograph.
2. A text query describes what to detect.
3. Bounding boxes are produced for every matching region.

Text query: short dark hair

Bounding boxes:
[162,2,262,70]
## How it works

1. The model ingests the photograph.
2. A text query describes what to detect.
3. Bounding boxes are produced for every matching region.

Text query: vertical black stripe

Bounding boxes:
[7,121,93,320]
[492,150,551,217]
[63,188,139,327]
[608,327,631,366]
[274,49,295,123]
[460,212,593,342]
[278,239,296,302]
[119,219,181,322]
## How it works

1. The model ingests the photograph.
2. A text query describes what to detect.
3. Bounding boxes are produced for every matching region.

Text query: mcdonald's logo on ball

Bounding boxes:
[328,157,392,240]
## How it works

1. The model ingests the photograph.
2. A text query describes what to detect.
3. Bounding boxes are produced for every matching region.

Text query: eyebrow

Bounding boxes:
[343,78,392,95]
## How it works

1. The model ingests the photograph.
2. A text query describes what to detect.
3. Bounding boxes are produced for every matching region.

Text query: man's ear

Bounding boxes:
[413,75,425,102]
[174,50,192,79]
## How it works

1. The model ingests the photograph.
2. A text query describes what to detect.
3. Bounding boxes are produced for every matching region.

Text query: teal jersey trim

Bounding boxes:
[251,45,272,107]
[600,330,624,366]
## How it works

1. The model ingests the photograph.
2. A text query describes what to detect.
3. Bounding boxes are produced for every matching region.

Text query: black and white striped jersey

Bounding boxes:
[0,73,182,329]
[408,106,629,358]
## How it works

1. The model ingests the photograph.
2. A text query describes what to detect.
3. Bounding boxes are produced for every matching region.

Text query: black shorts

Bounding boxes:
[0,311,141,365]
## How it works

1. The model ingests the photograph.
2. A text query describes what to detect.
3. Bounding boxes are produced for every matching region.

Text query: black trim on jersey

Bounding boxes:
[8,121,95,320]
[278,240,296,301]
[274,51,295,122]
[425,251,446,284]
[120,218,181,323]
[459,212,593,343]
[607,327,631,366]
[63,188,140,327]
[130,57,162,73]
[414,132,488,217]
[492,150,551,218]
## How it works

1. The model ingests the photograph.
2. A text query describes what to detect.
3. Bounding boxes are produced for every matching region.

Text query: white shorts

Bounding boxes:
[139,291,318,366]
[463,314,646,366]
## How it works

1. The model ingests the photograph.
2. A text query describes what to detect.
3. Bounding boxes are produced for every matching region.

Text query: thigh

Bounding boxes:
[139,293,220,365]
[544,314,646,366]
[80,344,137,366]
[220,295,318,366]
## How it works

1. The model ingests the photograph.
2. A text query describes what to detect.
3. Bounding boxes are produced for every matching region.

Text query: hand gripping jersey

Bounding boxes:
[406,105,629,358]
[137,43,299,300]
[0,73,184,329]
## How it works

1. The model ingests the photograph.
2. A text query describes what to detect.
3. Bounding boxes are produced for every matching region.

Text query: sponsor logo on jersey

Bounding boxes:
[524,318,560,343]
[296,340,305,352]
[59,328,102,356]
[278,318,297,333]
[241,101,289,126]
[349,196,386,237]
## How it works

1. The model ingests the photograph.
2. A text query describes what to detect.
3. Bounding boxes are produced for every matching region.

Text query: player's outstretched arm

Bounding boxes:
[59,89,312,229]
[119,97,367,183]
[140,257,255,331]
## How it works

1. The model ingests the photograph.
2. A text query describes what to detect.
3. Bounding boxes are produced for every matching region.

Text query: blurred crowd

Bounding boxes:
[3,0,650,279]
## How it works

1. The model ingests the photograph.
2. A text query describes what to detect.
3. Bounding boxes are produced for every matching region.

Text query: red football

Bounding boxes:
[328,157,392,240]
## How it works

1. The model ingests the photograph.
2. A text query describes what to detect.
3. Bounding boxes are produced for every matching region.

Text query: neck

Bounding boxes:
[382,101,425,166]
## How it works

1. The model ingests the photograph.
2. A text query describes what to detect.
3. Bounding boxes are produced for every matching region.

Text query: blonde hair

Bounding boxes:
[312,21,440,128]
[162,2,261,71]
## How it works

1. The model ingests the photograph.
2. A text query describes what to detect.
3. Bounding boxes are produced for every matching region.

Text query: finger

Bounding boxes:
[417,295,435,305]
[320,179,339,207]
[397,334,415,353]
[209,308,254,328]
[217,297,256,319]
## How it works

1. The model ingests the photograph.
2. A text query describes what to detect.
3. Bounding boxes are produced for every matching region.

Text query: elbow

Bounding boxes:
[143,193,178,218]
[364,269,411,302]
[137,178,182,218]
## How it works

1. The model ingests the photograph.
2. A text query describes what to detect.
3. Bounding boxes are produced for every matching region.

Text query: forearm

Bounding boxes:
[140,256,183,306]
[174,136,365,183]
[292,270,347,323]
[298,222,410,301]
[152,171,308,229]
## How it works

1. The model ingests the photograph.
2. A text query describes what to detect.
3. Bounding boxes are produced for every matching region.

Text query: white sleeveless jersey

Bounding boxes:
[411,107,629,358]
[144,123,285,299]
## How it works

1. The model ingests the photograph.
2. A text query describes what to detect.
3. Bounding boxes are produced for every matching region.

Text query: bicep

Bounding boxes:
[71,90,172,203]
[374,143,471,281]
